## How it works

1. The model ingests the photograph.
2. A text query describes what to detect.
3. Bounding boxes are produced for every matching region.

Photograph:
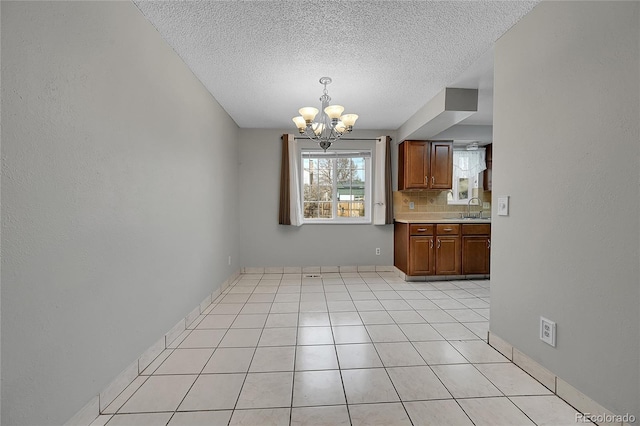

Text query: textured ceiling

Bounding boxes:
[133,1,538,130]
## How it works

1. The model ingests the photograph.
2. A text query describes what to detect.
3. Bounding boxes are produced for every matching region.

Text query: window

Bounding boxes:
[301,150,371,223]
[447,148,486,205]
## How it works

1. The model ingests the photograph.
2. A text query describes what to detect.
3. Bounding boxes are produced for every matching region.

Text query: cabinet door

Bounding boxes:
[462,236,490,274]
[399,141,429,189]
[483,143,492,191]
[435,236,460,275]
[409,236,435,275]
[429,142,453,189]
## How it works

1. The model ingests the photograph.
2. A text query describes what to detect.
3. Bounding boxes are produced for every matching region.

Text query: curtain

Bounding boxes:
[453,149,487,179]
[278,135,290,225]
[278,134,303,226]
[373,136,393,225]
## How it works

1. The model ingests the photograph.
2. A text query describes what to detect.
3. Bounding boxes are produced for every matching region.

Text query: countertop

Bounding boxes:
[394,216,491,224]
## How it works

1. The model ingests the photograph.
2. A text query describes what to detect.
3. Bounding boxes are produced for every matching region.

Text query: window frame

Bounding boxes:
[448,174,481,205]
[447,148,486,205]
[300,149,372,224]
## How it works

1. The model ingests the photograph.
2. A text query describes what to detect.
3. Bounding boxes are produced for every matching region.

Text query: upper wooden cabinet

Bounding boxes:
[399,141,429,189]
[398,141,453,190]
[430,142,454,189]
[483,143,492,191]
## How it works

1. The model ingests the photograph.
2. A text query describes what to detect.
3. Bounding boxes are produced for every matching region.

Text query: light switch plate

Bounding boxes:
[498,197,509,216]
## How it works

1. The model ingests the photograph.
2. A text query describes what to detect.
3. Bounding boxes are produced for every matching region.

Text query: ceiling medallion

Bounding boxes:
[292,77,358,151]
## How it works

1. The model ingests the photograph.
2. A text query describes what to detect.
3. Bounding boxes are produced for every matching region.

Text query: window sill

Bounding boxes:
[302,219,372,225]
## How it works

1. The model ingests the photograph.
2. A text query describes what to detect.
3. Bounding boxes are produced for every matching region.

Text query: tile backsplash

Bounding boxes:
[393,189,492,217]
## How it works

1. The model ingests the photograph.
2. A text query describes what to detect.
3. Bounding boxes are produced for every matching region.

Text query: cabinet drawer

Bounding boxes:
[409,224,434,235]
[436,224,460,235]
[461,224,491,236]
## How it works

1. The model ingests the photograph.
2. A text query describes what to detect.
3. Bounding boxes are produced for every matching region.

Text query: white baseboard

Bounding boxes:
[488,331,629,426]
[240,266,487,281]
[64,395,100,426]
[66,269,241,426]
[487,332,514,361]
[241,265,396,274]
[512,347,556,392]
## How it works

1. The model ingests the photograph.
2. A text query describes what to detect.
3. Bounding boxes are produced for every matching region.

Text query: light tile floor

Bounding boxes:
[91,272,588,426]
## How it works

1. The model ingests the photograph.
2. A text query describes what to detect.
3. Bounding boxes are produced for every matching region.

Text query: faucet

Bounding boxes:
[468,197,482,218]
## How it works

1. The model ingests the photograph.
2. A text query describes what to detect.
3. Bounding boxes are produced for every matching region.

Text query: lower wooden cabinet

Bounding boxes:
[409,236,435,275]
[461,224,491,275]
[435,235,461,275]
[395,221,490,277]
[434,224,460,275]
[462,237,490,274]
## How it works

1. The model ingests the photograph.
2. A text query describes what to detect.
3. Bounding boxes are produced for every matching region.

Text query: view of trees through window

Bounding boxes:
[302,155,366,220]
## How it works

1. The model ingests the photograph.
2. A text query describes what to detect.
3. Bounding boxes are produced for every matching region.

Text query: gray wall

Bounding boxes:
[491,1,639,418]
[238,129,396,268]
[1,2,3,421]
[1,2,240,424]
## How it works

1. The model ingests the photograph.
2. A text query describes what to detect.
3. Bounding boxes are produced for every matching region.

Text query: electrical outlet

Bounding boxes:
[409,202,415,210]
[228,255,232,266]
[540,317,556,347]
[483,202,490,210]
[375,248,381,255]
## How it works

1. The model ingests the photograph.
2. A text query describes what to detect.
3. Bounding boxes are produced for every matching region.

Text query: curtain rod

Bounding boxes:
[293,137,390,142]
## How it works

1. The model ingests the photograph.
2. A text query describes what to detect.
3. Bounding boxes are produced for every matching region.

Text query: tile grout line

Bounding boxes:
[366,275,480,426]
[228,272,272,421]
[97,273,580,426]
[325,274,354,426]
[288,273,303,426]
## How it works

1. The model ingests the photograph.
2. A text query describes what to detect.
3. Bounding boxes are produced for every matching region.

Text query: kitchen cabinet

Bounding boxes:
[462,224,491,275]
[483,143,492,191]
[435,224,461,275]
[408,224,435,275]
[395,222,477,276]
[398,141,453,190]
[394,223,434,275]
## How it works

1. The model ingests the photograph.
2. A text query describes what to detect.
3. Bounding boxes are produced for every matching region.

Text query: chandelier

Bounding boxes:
[292,77,359,151]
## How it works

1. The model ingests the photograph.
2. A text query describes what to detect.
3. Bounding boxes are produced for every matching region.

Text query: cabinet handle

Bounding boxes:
[430,239,433,248]
[432,176,435,185]
[417,228,427,232]
[425,176,428,184]
[443,228,453,232]
[488,239,491,249]
[437,239,441,249]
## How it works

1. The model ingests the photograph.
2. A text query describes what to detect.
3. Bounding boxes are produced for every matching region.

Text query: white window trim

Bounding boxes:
[448,174,481,205]
[300,149,372,224]
[448,148,486,205]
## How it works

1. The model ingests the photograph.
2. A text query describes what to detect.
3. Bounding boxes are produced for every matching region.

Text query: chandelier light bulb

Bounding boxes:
[292,116,306,132]
[340,114,358,128]
[324,105,344,120]
[299,107,319,124]
[312,122,325,136]
[335,121,346,133]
